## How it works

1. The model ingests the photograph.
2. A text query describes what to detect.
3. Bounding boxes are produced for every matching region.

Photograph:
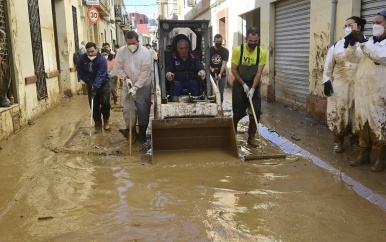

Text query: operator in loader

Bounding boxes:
[165,37,206,97]
[231,27,267,147]
[114,31,152,144]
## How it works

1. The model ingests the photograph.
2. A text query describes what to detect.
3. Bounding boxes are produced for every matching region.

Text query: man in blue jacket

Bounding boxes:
[166,37,205,97]
[77,42,111,132]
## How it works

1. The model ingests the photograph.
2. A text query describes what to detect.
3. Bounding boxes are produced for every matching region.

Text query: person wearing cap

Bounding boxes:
[344,10,386,172]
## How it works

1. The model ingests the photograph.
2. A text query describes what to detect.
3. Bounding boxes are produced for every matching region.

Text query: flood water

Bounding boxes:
[0,95,385,241]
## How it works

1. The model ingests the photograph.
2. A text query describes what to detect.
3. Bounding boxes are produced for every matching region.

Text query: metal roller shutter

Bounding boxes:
[361,0,386,38]
[274,0,310,109]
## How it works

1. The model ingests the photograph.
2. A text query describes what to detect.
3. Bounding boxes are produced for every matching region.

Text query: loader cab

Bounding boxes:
[157,20,211,103]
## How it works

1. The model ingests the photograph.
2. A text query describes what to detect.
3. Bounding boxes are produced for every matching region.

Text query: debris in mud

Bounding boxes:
[244,154,286,161]
[38,216,54,220]
[266,126,277,133]
[285,130,294,135]
[291,136,301,141]
[27,120,34,125]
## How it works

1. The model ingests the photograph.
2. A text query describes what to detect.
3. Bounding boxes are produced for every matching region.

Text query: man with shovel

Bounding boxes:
[209,34,229,103]
[114,31,152,144]
[77,42,111,133]
[231,27,267,147]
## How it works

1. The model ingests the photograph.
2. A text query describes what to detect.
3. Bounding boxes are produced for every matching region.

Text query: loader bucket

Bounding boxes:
[151,117,238,161]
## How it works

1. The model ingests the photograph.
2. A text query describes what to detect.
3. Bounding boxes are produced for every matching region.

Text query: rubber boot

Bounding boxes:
[103,118,110,130]
[371,147,386,172]
[333,133,344,153]
[350,134,359,150]
[247,115,258,147]
[119,127,137,144]
[138,125,147,143]
[94,121,102,133]
[233,115,242,134]
[350,147,371,166]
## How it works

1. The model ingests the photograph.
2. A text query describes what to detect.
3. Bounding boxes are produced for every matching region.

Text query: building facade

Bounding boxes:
[0,0,131,142]
[177,0,386,121]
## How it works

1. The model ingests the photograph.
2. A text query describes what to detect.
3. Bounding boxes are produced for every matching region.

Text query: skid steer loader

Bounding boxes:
[151,20,238,162]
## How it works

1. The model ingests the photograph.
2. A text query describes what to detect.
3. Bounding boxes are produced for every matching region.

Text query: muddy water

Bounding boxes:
[0,96,386,241]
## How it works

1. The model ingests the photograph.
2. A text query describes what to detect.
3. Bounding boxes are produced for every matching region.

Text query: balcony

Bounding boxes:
[83,0,110,17]
[114,5,122,23]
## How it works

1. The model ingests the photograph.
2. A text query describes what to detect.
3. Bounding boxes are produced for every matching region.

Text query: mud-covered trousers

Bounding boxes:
[359,122,386,149]
[232,81,261,137]
[87,83,111,123]
[122,82,152,137]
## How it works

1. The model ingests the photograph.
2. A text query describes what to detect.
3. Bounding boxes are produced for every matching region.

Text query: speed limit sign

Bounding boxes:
[87,7,100,24]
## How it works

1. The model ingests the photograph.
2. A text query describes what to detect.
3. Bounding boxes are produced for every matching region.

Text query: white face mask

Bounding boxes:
[88,55,96,61]
[344,27,352,36]
[127,44,138,52]
[373,24,385,37]
[103,55,108,60]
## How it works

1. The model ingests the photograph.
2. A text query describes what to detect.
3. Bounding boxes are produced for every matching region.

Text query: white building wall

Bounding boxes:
[9,0,62,126]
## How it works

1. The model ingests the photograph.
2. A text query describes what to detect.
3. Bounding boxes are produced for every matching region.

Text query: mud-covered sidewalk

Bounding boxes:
[0,89,385,241]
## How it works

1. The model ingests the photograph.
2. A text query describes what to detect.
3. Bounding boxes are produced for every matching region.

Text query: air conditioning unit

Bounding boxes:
[187,0,195,7]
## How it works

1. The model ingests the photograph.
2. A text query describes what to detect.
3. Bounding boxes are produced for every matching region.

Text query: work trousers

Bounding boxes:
[87,83,111,123]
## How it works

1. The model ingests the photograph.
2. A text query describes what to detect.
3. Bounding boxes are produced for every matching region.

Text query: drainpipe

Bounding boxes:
[329,0,338,47]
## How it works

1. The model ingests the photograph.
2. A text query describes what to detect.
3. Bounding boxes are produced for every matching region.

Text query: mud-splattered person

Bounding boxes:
[322,16,366,153]
[345,10,386,172]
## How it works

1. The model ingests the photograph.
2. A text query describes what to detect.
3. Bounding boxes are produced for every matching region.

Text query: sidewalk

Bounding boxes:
[223,87,386,201]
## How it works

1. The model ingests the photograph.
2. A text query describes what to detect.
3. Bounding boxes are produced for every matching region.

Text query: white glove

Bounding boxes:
[242,83,250,94]
[247,88,255,98]
[128,86,138,98]
[198,70,206,79]
[125,78,132,88]
[166,72,174,81]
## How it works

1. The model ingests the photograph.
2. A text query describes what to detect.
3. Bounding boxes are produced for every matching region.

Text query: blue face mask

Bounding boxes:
[248,43,258,50]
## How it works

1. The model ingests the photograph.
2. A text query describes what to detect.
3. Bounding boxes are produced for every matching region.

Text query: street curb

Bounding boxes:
[260,124,386,211]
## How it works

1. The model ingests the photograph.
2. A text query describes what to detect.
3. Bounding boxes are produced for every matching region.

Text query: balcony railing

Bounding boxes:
[83,0,110,16]
[114,5,122,22]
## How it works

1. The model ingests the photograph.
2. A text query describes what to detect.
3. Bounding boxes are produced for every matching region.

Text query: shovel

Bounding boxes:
[90,97,94,137]
[127,79,133,156]
[248,95,261,138]
[244,96,287,161]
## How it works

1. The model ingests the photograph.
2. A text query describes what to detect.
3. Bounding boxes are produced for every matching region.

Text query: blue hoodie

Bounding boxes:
[77,52,109,88]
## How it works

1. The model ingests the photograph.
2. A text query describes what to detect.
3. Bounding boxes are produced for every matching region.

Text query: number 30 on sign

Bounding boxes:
[87,7,100,24]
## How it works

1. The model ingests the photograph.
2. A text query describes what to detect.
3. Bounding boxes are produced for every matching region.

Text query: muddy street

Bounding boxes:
[0,92,386,241]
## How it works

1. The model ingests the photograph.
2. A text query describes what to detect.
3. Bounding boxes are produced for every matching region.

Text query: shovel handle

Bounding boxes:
[129,93,132,156]
[90,97,94,137]
[248,96,261,138]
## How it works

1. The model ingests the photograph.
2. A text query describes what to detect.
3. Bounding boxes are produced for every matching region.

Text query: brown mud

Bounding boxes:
[0,91,385,241]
